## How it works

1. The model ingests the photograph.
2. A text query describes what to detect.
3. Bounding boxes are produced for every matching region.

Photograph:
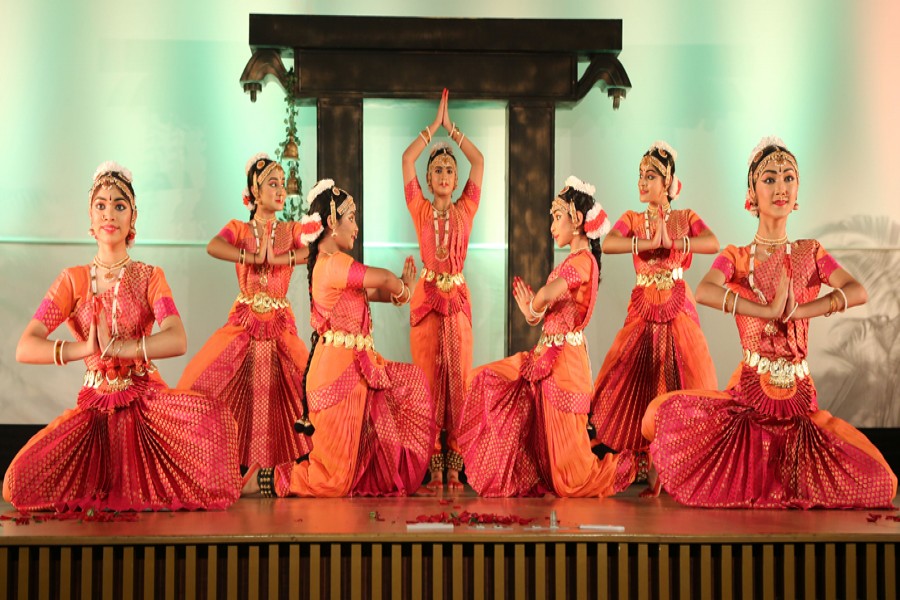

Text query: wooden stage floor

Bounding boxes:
[2,486,899,598]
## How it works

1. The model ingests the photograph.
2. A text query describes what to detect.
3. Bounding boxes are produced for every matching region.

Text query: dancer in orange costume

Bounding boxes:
[179,153,312,470]
[643,136,897,508]
[401,89,484,490]
[458,177,636,497]
[243,180,435,497]
[589,141,718,483]
[4,162,240,512]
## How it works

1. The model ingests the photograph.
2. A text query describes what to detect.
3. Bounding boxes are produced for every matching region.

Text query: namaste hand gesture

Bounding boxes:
[431,88,448,135]
[768,268,791,320]
[659,206,674,250]
[441,88,453,134]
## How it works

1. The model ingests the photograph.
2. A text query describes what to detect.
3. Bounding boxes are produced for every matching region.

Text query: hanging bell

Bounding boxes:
[283,133,299,161]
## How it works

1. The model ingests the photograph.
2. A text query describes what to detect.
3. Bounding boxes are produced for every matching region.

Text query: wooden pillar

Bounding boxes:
[317,96,364,261]
[507,101,555,354]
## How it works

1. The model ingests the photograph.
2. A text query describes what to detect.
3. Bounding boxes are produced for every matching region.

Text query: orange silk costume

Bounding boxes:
[270,252,435,497]
[3,263,240,512]
[459,250,636,497]
[405,177,480,469]
[178,219,311,468]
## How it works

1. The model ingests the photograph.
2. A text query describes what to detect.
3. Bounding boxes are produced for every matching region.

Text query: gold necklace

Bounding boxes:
[753,233,789,255]
[93,255,131,280]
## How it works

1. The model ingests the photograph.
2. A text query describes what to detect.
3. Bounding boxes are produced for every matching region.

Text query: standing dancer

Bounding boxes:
[401,88,484,490]
[589,141,718,482]
[642,137,897,507]
[243,180,435,497]
[458,177,636,497]
[4,162,240,512]
[178,153,312,470]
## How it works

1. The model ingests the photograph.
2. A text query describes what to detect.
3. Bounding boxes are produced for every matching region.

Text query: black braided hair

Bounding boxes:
[559,186,603,287]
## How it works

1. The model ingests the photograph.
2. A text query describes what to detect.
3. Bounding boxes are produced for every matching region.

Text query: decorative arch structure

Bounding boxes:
[240,14,630,352]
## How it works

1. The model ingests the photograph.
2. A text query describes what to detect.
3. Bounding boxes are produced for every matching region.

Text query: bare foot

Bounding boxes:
[639,466,661,498]
[241,464,261,496]
[447,469,464,491]
[426,469,444,490]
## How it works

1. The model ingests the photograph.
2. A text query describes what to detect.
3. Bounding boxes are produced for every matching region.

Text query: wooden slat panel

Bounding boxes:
[762,544,774,600]
[700,545,712,600]
[804,544,815,600]
[637,544,649,600]
[885,543,896,600]
[514,544,526,600]
[596,543,608,600]
[38,547,50,600]
[312,544,323,600]
[432,544,444,600]
[144,547,155,599]
[824,544,836,600]
[59,547,71,600]
[391,544,402,600]
[17,547,28,600]
[679,545,690,600]
[371,544,383,600]
[102,546,114,600]
[268,544,279,599]
[411,544,422,600]
[289,544,300,599]
[82,547,93,599]
[535,543,546,600]
[185,546,197,600]
[248,545,260,600]
[720,545,733,600]
[496,544,507,600]
[617,543,629,600]
[783,544,795,600]
[207,545,218,600]
[555,543,567,600]
[123,547,135,599]
[845,543,857,600]
[166,545,176,600]
[576,543,587,600]
[226,545,238,600]
[741,545,753,600]
[452,544,463,600]
[351,544,362,600]
[473,544,485,600]
[331,543,342,600]
[0,547,9,600]
[658,544,670,600]
[865,544,877,600]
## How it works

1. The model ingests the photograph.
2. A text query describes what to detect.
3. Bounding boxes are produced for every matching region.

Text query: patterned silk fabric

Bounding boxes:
[590,209,717,454]
[179,219,311,468]
[460,250,636,497]
[3,262,241,512]
[647,239,897,508]
[276,251,435,497]
[405,178,479,459]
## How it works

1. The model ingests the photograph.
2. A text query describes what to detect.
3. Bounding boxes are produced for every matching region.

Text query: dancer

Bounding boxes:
[4,162,240,512]
[643,136,897,508]
[589,141,718,480]
[178,153,312,470]
[401,88,484,489]
[243,180,435,497]
[458,177,636,497]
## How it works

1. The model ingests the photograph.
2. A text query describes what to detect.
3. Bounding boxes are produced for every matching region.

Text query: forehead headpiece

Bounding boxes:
[747,136,799,192]
[89,161,136,209]
[639,140,677,187]
[427,142,457,171]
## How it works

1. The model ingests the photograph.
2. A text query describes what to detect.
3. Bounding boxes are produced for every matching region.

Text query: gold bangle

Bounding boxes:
[52,339,62,366]
[289,249,296,268]
[238,248,246,265]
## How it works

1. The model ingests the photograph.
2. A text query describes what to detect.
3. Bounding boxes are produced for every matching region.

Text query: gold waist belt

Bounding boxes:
[538,330,585,348]
[83,363,157,392]
[636,268,684,290]
[421,268,466,293]
[236,291,291,313]
[321,329,375,352]
[743,348,810,388]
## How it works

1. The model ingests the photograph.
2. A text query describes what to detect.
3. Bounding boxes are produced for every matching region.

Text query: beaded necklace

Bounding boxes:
[643,206,671,239]
[753,233,789,255]
[90,261,128,337]
[93,255,131,281]
[433,206,450,261]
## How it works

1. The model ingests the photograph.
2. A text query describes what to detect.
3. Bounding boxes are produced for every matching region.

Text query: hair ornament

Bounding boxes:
[429,141,454,159]
[299,212,324,246]
[245,152,271,175]
[563,175,596,197]
[583,201,611,239]
[647,140,677,162]
[744,189,759,217]
[747,135,787,166]
[307,178,335,207]
[668,175,682,201]
[93,161,133,184]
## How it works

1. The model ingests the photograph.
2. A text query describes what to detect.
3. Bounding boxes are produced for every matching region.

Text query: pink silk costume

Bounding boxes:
[405,178,480,465]
[458,250,637,497]
[271,251,436,497]
[3,262,241,512]
[178,219,312,468]
[590,209,717,456]
[643,241,897,508]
